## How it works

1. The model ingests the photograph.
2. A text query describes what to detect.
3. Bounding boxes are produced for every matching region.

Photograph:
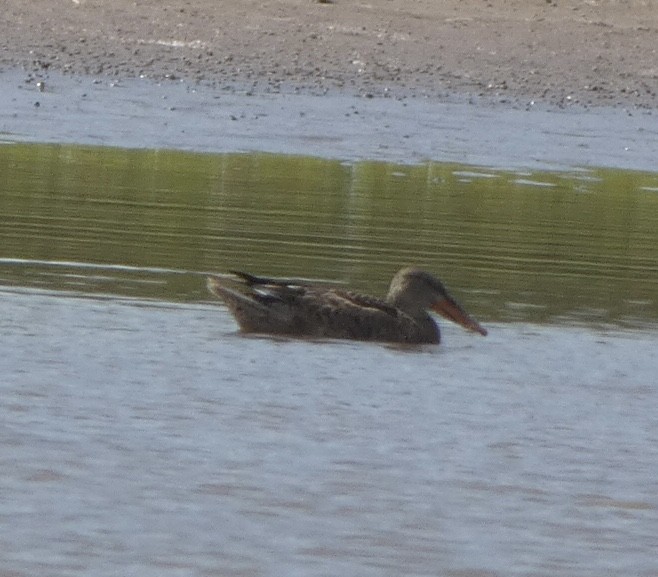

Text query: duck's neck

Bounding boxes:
[388,293,424,317]
[387,296,441,344]
[417,313,441,344]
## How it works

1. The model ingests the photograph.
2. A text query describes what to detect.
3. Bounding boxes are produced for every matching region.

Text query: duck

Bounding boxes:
[207,267,487,344]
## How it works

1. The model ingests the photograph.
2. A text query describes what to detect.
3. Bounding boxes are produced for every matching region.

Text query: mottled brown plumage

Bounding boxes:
[207,267,487,344]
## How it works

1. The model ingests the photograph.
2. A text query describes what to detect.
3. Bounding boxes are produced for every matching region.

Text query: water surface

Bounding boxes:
[2,143,658,577]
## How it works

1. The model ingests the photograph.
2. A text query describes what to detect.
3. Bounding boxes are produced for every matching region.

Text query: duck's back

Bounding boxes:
[244,282,439,343]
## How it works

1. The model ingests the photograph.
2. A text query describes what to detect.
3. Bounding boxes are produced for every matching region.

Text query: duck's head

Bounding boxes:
[387,267,488,336]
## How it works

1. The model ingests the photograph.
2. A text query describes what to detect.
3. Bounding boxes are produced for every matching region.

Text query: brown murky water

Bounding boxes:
[2,143,658,576]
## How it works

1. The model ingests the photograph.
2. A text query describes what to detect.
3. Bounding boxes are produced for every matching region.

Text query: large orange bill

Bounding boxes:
[431,297,488,336]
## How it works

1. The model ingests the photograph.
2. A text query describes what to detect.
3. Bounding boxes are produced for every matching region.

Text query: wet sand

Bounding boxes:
[2,1,658,170]
[2,0,658,109]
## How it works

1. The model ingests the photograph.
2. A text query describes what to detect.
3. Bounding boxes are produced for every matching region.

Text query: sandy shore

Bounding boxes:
[2,0,658,108]
[3,0,658,171]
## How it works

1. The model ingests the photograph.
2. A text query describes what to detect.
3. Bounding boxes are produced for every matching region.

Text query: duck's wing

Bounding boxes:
[287,287,435,343]
[321,288,400,317]
[230,271,397,314]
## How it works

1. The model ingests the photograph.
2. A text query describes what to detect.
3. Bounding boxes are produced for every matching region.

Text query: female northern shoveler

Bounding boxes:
[207,267,487,344]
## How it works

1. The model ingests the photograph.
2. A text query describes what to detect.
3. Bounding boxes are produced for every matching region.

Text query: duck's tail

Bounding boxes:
[207,275,287,333]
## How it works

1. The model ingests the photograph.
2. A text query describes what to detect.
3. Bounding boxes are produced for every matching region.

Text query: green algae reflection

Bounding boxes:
[1,143,657,328]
